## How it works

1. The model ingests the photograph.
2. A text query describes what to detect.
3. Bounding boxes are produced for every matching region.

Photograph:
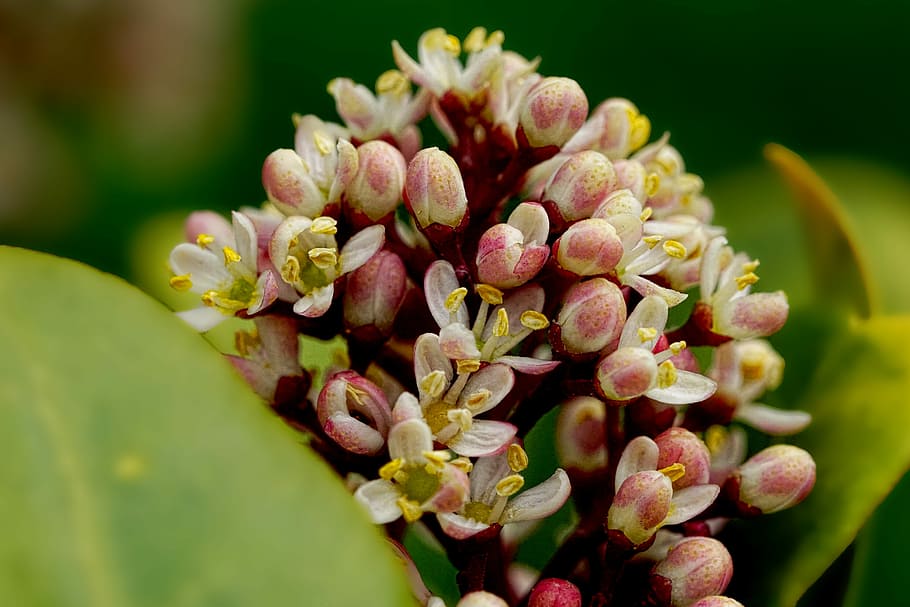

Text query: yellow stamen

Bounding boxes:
[495,474,525,497]
[281,255,301,284]
[493,308,510,337]
[196,233,215,247]
[445,287,468,314]
[643,235,662,248]
[345,382,367,406]
[669,340,687,355]
[420,370,448,399]
[463,27,487,52]
[629,114,651,152]
[310,216,339,235]
[291,113,303,128]
[663,240,687,259]
[376,69,408,96]
[742,259,760,273]
[520,310,550,330]
[640,207,654,222]
[456,359,481,374]
[476,284,504,305]
[464,389,492,412]
[735,272,759,290]
[657,360,678,389]
[313,130,333,156]
[705,425,727,455]
[169,274,193,291]
[425,29,461,55]
[223,246,242,265]
[658,462,686,483]
[234,329,259,357]
[423,450,451,473]
[450,457,474,474]
[397,497,424,523]
[638,327,658,343]
[379,458,403,481]
[645,173,661,197]
[508,444,529,473]
[447,408,473,432]
[308,247,338,270]
[201,290,218,307]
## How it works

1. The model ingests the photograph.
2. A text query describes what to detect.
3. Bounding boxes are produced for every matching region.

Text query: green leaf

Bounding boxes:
[0,246,411,607]
[728,314,910,607]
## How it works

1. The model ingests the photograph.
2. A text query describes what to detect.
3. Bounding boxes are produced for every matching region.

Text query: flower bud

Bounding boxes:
[404,147,468,229]
[729,444,816,515]
[654,428,711,489]
[595,347,658,401]
[556,396,607,474]
[317,371,392,455]
[542,151,617,226]
[566,98,651,159]
[607,470,672,547]
[553,218,624,275]
[518,77,588,149]
[612,159,652,202]
[592,188,644,221]
[262,149,326,217]
[343,250,409,340]
[457,591,509,607]
[476,202,550,288]
[528,578,582,607]
[714,291,789,340]
[650,537,733,607]
[552,278,626,357]
[345,140,407,224]
[689,597,744,607]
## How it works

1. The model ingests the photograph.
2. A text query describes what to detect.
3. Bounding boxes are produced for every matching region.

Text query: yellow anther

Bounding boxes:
[201,290,219,307]
[281,255,301,284]
[463,27,487,52]
[169,274,193,291]
[420,370,448,399]
[393,469,410,484]
[680,193,694,208]
[308,247,338,270]
[223,246,242,265]
[663,240,688,259]
[450,457,474,474]
[456,359,481,374]
[423,450,451,473]
[379,458,403,481]
[630,114,651,151]
[658,462,686,483]
[507,444,529,473]
[310,216,339,235]
[657,360,678,389]
[376,69,409,96]
[520,310,550,331]
[425,28,461,55]
[645,173,661,197]
[656,156,679,175]
[638,327,658,343]
[705,425,727,455]
[397,496,424,523]
[669,340,687,355]
[493,308,510,337]
[312,130,333,156]
[640,207,654,222]
[447,408,473,432]
[464,389,492,412]
[476,283,504,305]
[234,329,260,357]
[735,271,759,290]
[486,30,505,47]
[445,287,468,313]
[495,474,525,497]
[643,235,662,248]
[345,382,367,406]
[291,113,303,128]
[196,233,215,247]
[742,259,760,273]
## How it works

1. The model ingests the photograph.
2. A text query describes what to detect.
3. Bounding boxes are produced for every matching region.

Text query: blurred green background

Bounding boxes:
[2,1,908,605]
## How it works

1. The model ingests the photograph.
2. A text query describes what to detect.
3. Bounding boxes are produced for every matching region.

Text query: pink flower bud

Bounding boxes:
[552,278,626,357]
[518,77,588,149]
[343,250,409,340]
[612,160,650,202]
[476,202,550,288]
[553,218,624,275]
[566,98,651,159]
[592,188,643,221]
[729,444,816,514]
[528,578,582,607]
[262,148,326,217]
[317,371,392,455]
[556,396,607,474]
[714,291,789,340]
[654,428,711,489]
[345,140,407,224]
[404,147,468,229]
[543,151,617,226]
[607,470,673,547]
[689,597,744,607]
[650,537,733,607]
[595,347,658,401]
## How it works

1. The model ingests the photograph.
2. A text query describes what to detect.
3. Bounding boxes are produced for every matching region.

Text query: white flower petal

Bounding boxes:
[354,479,402,524]
[665,484,719,525]
[414,333,453,400]
[424,260,469,327]
[293,284,335,317]
[620,295,668,349]
[458,364,514,414]
[447,420,517,457]
[700,236,728,299]
[734,403,812,436]
[645,370,717,405]
[439,323,482,359]
[437,512,490,540]
[615,436,659,491]
[501,468,571,524]
[388,418,434,460]
[176,306,227,332]
[469,451,512,504]
[392,392,423,424]
[169,243,229,291]
[339,224,385,273]
[496,356,560,375]
[248,270,279,314]
[231,211,258,268]
[624,275,688,308]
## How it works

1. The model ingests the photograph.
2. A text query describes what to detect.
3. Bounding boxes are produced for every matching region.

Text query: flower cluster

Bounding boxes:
[167,27,816,607]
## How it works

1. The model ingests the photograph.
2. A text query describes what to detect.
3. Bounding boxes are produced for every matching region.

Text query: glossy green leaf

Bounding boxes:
[0,246,411,607]
[728,314,910,607]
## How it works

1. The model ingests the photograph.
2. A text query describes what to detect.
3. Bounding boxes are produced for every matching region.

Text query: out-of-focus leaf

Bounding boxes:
[0,246,411,607]
[728,314,910,607]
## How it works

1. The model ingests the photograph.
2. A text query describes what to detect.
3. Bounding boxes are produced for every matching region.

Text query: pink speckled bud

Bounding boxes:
[654,428,711,489]
[518,77,588,149]
[553,217,624,275]
[556,396,607,474]
[457,591,509,607]
[612,160,651,202]
[528,578,582,607]
[595,347,658,401]
[343,250,409,340]
[689,597,744,607]
[404,147,468,229]
[728,444,816,515]
[262,148,326,217]
[317,371,392,455]
[345,140,407,225]
[714,291,789,340]
[607,470,673,547]
[650,537,733,607]
[552,278,626,357]
[592,188,644,220]
[542,151,617,226]
[476,202,550,288]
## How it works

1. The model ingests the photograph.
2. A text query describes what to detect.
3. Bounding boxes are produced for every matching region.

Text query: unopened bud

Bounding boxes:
[714,291,789,340]
[553,218,624,275]
[345,140,407,223]
[556,396,607,473]
[262,148,328,217]
[404,147,468,229]
[654,428,711,489]
[456,591,509,607]
[730,444,816,514]
[528,578,582,607]
[650,537,733,607]
[607,470,673,547]
[343,250,409,339]
[552,278,626,356]
[476,202,550,288]
[543,151,617,225]
[595,347,658,401]
[518,77,588,149]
